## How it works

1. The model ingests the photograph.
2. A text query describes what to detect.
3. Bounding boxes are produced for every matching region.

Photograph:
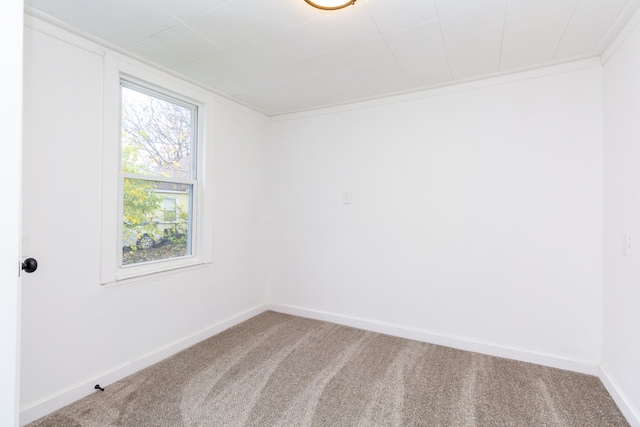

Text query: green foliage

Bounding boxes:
[167,208,189,246]
[123,178,162,227]
[121,120,162,250]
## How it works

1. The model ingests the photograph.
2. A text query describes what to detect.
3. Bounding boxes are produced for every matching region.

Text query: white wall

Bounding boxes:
[603,11,640,423]
[266,64,604,367]
[20,20,268,416]
[0,1,23,426]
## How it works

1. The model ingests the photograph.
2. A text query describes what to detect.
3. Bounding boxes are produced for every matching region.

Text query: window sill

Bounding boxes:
[101,258,211,288]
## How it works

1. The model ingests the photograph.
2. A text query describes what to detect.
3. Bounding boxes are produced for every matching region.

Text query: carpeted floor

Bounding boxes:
[28,311,629,426]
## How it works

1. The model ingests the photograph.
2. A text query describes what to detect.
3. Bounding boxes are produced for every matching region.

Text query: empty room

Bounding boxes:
[2,0,640,425]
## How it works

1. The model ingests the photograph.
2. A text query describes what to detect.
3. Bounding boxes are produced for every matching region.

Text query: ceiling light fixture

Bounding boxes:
[303,0,356,11]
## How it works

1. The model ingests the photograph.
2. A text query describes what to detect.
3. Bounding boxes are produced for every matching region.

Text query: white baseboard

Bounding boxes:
[19,304,269,426]
[599,366,640,427]
[266,304,599,376]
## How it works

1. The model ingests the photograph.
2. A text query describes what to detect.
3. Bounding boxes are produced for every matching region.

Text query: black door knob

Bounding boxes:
[22,258,38,273]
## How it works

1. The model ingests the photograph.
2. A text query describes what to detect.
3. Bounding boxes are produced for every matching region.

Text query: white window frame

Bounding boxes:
[100,54,214,286]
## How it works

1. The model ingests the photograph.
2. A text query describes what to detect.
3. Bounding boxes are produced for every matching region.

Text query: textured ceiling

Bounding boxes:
[25,0,640,115]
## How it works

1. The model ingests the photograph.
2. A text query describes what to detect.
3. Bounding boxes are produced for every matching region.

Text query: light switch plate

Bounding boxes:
[343,191,352,204]
[624,231,631,256]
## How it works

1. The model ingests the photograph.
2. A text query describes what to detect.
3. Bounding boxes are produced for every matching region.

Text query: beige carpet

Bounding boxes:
[28,311,629,426]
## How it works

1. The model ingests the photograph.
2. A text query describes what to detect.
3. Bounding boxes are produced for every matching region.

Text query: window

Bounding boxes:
[163,197,178,222]
[120,82,196,267]
[101,56,213,285]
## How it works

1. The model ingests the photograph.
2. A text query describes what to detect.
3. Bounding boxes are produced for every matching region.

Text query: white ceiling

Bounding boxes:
[25,0,640,115]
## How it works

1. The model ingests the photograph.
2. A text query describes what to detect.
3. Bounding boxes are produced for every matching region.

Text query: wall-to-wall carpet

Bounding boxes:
[28,311,629,426]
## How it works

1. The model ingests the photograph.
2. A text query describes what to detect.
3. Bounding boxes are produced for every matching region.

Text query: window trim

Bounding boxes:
[100,54,214,286]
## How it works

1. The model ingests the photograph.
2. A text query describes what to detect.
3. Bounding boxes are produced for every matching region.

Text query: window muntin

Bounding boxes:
[120,81,197,267]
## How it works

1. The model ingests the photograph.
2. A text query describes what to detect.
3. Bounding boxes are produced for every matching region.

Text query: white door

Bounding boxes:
[0,1,24,426]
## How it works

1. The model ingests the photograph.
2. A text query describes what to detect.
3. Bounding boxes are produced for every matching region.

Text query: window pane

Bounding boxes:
[122,178,192,266]
[121,86,194,179]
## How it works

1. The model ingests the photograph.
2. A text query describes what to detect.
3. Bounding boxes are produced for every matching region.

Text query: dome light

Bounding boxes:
[303,0,357,11]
